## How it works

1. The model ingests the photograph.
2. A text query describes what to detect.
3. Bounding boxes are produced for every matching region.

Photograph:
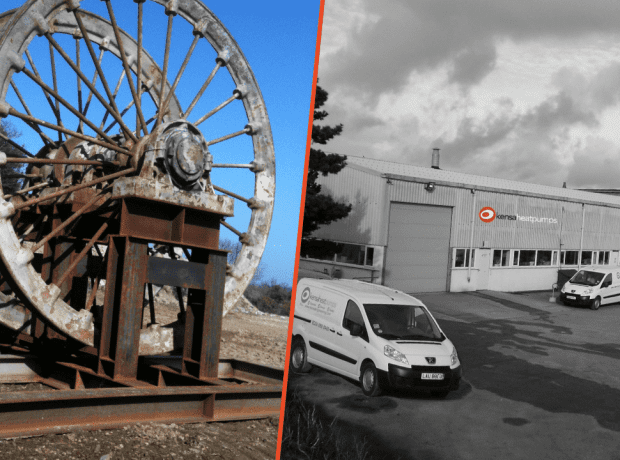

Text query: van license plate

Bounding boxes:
[421,373,444,380]
[566,296,576,300]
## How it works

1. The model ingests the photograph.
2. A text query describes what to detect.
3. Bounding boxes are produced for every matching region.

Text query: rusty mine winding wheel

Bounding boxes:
[0,0,279,436]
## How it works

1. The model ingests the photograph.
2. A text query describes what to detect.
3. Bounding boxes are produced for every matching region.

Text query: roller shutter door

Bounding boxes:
[384,203,452,293]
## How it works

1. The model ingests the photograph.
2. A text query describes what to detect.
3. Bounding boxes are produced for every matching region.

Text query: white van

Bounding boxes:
[290,279,462,397]
[559,266,620,310]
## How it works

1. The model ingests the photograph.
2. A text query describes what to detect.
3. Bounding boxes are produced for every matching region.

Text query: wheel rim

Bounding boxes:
[291,345,304,369]
[362,367,375,392]
[0,0,274,353]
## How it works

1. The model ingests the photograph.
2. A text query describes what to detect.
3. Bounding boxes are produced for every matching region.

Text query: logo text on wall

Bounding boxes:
[479,207,558,224]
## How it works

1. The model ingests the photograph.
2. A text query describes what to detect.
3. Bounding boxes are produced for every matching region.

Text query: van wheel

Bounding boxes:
[590,297,601,310]
[290,338,312,373]
[360,362,382,397]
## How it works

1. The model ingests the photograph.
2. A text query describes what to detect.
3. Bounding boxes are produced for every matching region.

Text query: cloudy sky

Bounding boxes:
[317,0,620,189]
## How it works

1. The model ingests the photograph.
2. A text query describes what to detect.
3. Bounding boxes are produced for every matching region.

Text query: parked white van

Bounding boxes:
[559,266,620,310]
[290,278,462,397]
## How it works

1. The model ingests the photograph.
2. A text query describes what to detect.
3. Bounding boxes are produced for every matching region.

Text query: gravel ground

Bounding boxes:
[0,294,290,460]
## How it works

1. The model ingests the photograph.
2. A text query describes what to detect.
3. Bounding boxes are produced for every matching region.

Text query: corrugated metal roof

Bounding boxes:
[346,156,620,207]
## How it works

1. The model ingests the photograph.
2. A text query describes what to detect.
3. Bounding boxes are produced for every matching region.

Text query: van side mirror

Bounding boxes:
[349,323,363,337]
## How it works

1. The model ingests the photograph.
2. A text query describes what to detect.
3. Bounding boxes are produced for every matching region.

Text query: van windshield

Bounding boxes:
[569,270,605,287]
[363,304,444,341]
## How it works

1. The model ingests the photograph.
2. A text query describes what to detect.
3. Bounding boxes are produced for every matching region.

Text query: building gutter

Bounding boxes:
[468,190,476,282]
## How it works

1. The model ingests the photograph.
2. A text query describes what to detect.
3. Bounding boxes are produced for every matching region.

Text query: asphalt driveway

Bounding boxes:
[285,290,620,460]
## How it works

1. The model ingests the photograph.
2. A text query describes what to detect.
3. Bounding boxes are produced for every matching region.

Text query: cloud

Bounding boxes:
[566,137,620,188]
[449,41,498,87]
[320,0,620,97]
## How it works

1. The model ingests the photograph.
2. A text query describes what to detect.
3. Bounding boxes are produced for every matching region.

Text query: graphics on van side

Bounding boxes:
[300,287,337,316]
[479,206,558,224]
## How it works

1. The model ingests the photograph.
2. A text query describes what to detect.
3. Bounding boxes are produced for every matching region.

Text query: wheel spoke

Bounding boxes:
[159,35,199,124]
[31,189,113,253]
[76,37,83,133]
[24,50,64,134]
[155,14,175,129]
[45,31,138,144]
[2,181,50,200]
[212,163,259,169]
[18,213,47,244]
[81,48,105,122]
[136,0,145,137]
[182,61,222,119]
[10,82,55,147]
[206,127,252,146]
[98,70,126,132]
[194,93,238,127]
[220,220,245,239]
[5,158,119,166]
[103,85,147,134]
[1,172,39,180]
[49,42,64,143]
[212,184,252,206]
[55,209,118,288]
[0,132,34,158]
[21,67,121,148]
[146,282,156,324]
[13,167,134,212]
[8,107,131,156]
[103,0,148,136]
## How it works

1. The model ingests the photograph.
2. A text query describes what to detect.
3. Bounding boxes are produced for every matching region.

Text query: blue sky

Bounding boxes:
[1,0,321,286]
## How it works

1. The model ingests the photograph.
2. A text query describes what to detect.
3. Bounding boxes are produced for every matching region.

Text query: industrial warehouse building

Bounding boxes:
[299,154,620,293]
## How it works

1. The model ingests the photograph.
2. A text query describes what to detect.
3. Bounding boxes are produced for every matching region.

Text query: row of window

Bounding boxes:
[454,249,613,268]
[300,239,375,266]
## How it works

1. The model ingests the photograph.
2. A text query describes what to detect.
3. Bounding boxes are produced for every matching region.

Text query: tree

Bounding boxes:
[302,85,351,237]
[0,120,26,196]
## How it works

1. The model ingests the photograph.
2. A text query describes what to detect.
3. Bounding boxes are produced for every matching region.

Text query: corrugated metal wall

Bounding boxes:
[311,166,387,246]
[314,168,620,250]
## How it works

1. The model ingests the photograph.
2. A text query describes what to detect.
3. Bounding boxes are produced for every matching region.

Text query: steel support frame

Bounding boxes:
[0,195,282,436]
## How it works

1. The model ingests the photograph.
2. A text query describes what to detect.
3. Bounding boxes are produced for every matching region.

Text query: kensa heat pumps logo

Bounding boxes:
[479,207,558,224]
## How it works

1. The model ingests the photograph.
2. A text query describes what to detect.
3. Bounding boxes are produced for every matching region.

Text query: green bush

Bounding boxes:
[244,279,292,316]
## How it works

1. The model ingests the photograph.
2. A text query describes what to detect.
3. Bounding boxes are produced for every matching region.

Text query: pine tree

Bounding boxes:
[302,85,351,237]
[0,120,26,196]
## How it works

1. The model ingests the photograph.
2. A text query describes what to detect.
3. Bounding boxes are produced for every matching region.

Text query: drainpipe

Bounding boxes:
[559,206,564,271]
[578,203,585,271]
[468,190,476,282]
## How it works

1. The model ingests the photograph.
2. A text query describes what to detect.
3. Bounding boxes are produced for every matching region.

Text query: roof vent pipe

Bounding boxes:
[431,148,440,169]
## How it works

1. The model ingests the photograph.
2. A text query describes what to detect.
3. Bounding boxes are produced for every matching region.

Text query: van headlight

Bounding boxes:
[451,347,459,366]
[384,345,409,365]
[560,285,566,293]
[583,288,593,295]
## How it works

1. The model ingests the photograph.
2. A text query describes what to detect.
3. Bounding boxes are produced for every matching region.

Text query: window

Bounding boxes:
[518,250,536,266]
[581,251,593,266]
[492,250,510,267]
[336,243,365,265]
[552,251,558,266]
[343,300,367,341]
[536,251,552,266]
[562,251,579,265]
[300,239,375,266]
[513,250,519,266]
[600,251,611,265]
[454,249,476,268]
[603,274,612,287]
[366,247,374,266]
